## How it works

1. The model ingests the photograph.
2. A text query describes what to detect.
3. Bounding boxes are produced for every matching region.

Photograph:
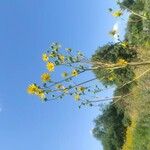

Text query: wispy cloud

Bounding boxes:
[89,128,94,136]
[112,22,120,43]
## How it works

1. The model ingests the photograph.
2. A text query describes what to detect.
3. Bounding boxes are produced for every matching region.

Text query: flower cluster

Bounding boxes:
[112,10,123,17]
[27,43,88,102]
[27,42,131,108]
[116,59,128,66]
[27,84,45,100]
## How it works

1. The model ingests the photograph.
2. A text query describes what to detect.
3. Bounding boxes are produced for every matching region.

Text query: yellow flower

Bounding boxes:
[55,84,63,89]
[112,10,122,17]
[36,89,46,99]
[42,53,49,62]
[71,69,78,76]
[39,93,45,99]
[108,77,113,81]
[37,92,45,99]
[78,86,85,92]
[121,41,128,48]
[58,55,65,62]
[51,43,61,51]
[63,88,69,93]
[47,62,55,72]
[62,72,68,77]
[27,84,39,94]
[74,94,80,101]
[49,52,56,58]
[41,73,50,82]
[109,30,117,36]
[27,84,46,99]
[116,59,128,66]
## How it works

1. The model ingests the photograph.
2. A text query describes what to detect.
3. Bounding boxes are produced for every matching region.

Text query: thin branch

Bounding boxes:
[46,70,88,89]
[112,92,133,105]
[118,2,149,20]
[91,61,150,69]
[86,96,121,103]
[46,77,97,101]
[118,68,150,90]
[70,78,97,89]
[81,92,132,105]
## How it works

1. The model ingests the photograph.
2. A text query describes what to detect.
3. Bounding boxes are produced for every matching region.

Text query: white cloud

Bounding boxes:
[112,22,120,43]
[89,128,94,135]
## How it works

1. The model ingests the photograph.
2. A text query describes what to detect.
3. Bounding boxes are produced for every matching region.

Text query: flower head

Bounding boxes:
[63,88,69,93]
[27,84,45,99]
[27,84,39,94]
[51,43,61,51]
[49,51,57,58]
[36,89,46,99]
[71,69,78,76]
[74,94,80,101]
[62,72,68,78]
[109,30,117,37]
[112,10,122,17]
[41,73,50,82]
[55,84,64,89]
[121,41,129,48]
[38,93,45,99]
[47,62,55,72]
[58,55,65,62]
[116,59,128,66]
[78,86,85,93]
[108,77,114,81]
[65,48,72,52]
[42,53,49,62]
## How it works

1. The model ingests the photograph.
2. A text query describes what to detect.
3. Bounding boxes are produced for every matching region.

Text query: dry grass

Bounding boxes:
[121,45,150,149]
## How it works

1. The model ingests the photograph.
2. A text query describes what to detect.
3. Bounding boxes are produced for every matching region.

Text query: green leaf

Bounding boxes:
[69,56,74,63]
[55,60,60,65]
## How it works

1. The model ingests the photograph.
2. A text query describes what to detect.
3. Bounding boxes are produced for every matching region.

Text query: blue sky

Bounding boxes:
[0,0,125,150]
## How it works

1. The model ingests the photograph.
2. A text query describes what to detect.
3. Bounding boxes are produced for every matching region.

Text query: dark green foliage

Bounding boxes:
[93,104,128,150]
[119,0,135,10]
[132,111,150,149]
[114,67,136,87]
[119,0,144,11]
[132,0,144,11]
[124,0,150,46]
[125,14,143,45]
[142,0,150,46]
[92,43,137,63]
[92,42,137,87]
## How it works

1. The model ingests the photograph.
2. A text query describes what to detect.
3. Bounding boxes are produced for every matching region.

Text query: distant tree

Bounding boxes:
[93,104,128,150]
[92,42,137,88]
[125,14,143,45]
